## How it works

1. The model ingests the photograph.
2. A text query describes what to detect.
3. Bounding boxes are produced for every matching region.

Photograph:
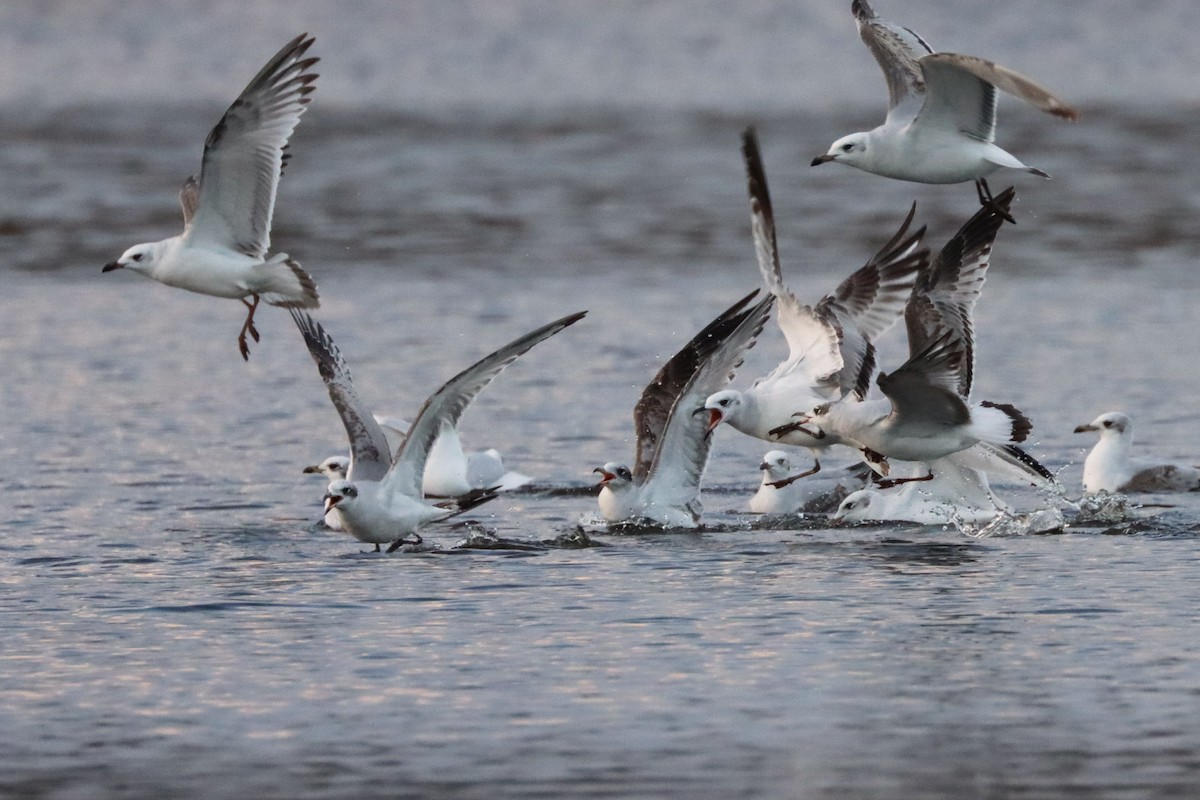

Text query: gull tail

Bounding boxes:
[259,253,320,309]
[433,486,502,519]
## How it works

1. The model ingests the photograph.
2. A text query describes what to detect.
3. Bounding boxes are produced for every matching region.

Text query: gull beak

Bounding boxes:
[323,493,342,514]
[102,261,123,272]
[593,467,615,485]
[1073,424,1097,434]
[811,154,837,167]
[758,462,770,471]
[303,464,322,474]
[704,408,723,434]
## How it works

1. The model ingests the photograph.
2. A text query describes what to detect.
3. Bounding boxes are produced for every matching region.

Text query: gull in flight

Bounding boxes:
[104,34,321,360]
[797,187,1054,485]
[293,309,585,551]
[595,291,774,528]
[1074,412,1200,494]
[811,0,1079,222]
[704,128,926,477]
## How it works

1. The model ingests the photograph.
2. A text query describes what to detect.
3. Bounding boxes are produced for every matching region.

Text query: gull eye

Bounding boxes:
[619,468,632,480]
[131,253,143,262]
[841,143,854,152]
[1102,420,1112,428]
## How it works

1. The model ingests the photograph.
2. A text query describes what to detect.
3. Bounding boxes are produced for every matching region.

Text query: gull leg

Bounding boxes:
[769,420,825,440]
[975,179,1017,225]
[386,533,424,554]
[874,471,935,490]
[237,294,262,361]
[769,460,822,489]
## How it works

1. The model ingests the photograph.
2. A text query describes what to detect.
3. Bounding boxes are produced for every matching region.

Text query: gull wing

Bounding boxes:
[290,311,393,483]
[876,330,970,427]
[185,34,318,258]
[815,202,927,398]
[382,312,587,500]
[852,0,934,125]
[636,292,775,511]
[923,53,1080,123]
[905,187,1013,399]
[179,175,200,231]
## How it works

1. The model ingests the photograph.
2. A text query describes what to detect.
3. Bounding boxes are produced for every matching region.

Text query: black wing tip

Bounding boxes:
[852,0,876,21]
[980,400,1033,443]
[1000,444,1056,483]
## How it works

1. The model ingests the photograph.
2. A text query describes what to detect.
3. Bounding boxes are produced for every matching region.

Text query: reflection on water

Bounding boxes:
[0,103,1199,798]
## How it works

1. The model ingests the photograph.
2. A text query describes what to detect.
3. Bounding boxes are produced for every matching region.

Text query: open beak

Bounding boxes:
[102,261,123,272]
[593,467,615,485]
[1073,424,1097,434]
[323,493,342,514]
[702,408,723,434]
[811,154,836,167]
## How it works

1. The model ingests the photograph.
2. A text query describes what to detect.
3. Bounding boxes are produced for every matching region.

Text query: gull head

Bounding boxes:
[812,133,869,169]
[304,456,350,481]
[593,462,633,489]
[759,450,794,481]
[323,480,359,515]
[832,489,882,524]
[1073,411,1132,441]
[702,390,743,433]
[103,242,161,275]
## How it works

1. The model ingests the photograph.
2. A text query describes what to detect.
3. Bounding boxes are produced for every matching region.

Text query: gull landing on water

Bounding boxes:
[811,0,1079,223]
[103,34,321,360]
[595,291,774,529]
[293,310,585,552]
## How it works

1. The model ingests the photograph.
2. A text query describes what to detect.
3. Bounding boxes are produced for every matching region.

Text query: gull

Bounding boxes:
[748,450,831,515]
[811,0,1079,221]
[1074,412,1200,494]
[799,188,1054,484]
[293,309,585,551]
[704,128,926,477]
[832,456,1008,525]
[302,455,349,529]
[595,291,774,528]
[104,34,321,360]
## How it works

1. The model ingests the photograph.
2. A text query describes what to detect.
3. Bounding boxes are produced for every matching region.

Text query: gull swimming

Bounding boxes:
[373,415,532,497]
[833,456,1008,525]
[811,0,1079,221]
[293,309,585,551]
[596,291,774,528]
[104,34,321,360]
[704,128,926,476]
[1074,412,1200,494]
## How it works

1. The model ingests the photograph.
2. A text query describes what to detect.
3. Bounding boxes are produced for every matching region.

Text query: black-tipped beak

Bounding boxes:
[303,465,322,474]
[102,261,123,273]
[1073,424,1096,434]
[811,154,836,167]
[758,462,770,471]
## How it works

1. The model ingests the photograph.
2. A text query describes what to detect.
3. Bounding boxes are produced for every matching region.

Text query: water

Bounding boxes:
[3,6,1200,797]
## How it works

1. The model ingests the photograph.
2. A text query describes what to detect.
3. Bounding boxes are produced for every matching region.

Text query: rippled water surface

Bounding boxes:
[2,96,1200,799]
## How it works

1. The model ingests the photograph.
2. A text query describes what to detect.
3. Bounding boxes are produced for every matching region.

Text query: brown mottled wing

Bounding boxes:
[290,310,392,483]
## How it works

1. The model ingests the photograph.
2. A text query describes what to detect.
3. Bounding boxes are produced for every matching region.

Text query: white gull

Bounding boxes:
[596,291,774,528]
[704,128,926,476]
[293,310,585,551]
[1074,412,1200,494]
[104,34,320,360]
[811,0,1079,220]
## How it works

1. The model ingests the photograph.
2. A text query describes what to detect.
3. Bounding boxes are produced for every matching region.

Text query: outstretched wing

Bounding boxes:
[383,312,587,499]
[186,34,319,258]
[290,310,392,483]
[179,175,200,231]
[637,292,775,513]
[816,202,927,398]
[876,329,970,427]
[905,186,1013,399]
[852,0,934,125]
